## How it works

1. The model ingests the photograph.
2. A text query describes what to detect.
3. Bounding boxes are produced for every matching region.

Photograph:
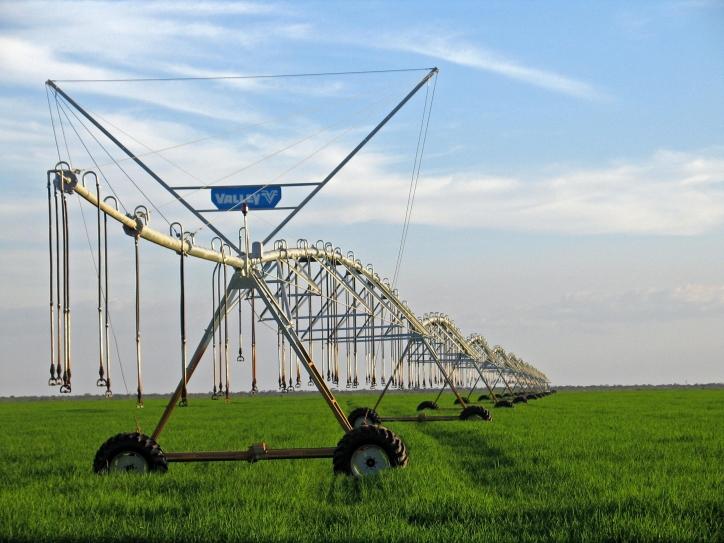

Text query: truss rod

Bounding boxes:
[45,81,241,253]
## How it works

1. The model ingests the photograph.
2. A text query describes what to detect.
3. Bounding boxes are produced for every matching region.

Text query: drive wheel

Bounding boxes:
[333,425,407,477]
[347,407,382,429]
[93,432,168,474]
[513,395,528,404]
[494,399,514,408]
[416,400,438,411]
[459,405,492,421]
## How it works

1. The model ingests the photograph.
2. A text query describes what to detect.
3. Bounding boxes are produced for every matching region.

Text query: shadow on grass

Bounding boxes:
[415,421,550,494]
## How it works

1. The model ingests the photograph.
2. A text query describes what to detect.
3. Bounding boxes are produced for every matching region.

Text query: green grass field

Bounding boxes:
[0,389,722,542]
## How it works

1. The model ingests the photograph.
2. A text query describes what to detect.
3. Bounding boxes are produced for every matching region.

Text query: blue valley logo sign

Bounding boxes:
[210,185,282,211]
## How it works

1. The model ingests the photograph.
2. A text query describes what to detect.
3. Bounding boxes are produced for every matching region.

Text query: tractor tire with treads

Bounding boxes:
[416,400,439,411]
[347,407,382,429]
[93,432,167,474]
[459,405,492,421]
[333,425,408,477]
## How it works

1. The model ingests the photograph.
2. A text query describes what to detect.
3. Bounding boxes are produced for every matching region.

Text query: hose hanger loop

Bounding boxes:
[123,205,149,238]
[273,239,287,260]
[169,221,185,254]
[82,170,98,187]
[210,236,223,254]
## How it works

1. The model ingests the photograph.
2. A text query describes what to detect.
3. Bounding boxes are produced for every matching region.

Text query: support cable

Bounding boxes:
[392,73,437,287]
[53,96,129,213]
[51,67,434,84]
[56,96,170,223]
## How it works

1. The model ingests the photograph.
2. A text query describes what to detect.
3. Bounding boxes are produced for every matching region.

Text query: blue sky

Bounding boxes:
[0,0,723,395]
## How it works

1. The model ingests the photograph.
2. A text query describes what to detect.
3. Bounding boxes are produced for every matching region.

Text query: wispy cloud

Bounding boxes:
[142,1,283,16]
[380,34,606,101]
[529,283,724,324]
[0,1,307,81]
[303,146,724,235]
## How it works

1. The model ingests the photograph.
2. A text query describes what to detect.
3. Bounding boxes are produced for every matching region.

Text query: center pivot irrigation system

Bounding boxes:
[43,68,551,478]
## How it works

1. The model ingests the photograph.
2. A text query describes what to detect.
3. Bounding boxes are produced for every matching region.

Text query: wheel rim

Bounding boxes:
[350,444,391,476]
[109,451,149,473]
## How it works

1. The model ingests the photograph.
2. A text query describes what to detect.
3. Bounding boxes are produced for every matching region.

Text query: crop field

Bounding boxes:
[0,388,721,542]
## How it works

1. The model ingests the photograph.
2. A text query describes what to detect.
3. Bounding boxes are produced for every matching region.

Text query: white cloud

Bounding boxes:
[529,283,724,324]
[142,1,282,16]
[378,35,606,101]
[299,146,724,236]
[1,1,721,240]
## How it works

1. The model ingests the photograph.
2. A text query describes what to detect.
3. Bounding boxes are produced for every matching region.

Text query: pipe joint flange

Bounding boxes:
[53,168,80,193]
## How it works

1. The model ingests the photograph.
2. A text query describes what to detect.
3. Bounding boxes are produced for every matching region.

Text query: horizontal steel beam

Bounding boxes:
[165,445,336,463]
[171,182,320,189]
[380,414,461,423]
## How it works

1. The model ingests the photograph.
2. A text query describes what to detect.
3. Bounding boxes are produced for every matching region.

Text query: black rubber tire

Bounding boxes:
[93,432,168,474]
[526,394,537,400]
[494,399,514,408]
[513,395,528,404]
[347,407,382,428]
[453,397,466,405]
[459,405,492,421]
[477,394,489,401]
[416,400,439,411]
[333,425,408,476]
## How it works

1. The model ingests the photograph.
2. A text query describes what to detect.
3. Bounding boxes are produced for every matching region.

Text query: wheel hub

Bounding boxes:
[350,444,390,477]
[109,451,149,473]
